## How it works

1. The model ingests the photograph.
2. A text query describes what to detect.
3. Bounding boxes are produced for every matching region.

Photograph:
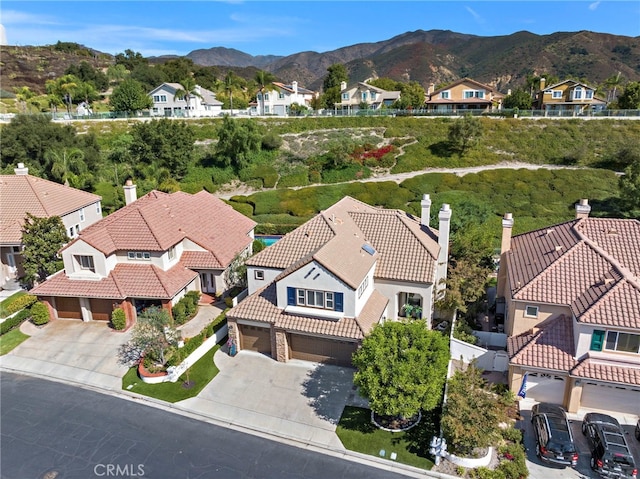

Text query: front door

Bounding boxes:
[6,253,17,276]
[199,273,216,293]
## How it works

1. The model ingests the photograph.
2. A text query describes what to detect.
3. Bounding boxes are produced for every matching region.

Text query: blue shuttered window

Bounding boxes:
[287,287,296,306]
[334,292,343,312]
[590,330,605,351]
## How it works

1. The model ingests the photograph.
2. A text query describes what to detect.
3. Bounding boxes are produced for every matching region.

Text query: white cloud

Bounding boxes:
[1,10,60,25]
[465,6,485,24]
[588,1,600,11]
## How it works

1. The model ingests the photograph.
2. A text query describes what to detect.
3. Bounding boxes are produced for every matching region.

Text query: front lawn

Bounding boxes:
[122,345,220,403]
[0,291,28,318]
[0,328,30,355]
[336,406,436,470]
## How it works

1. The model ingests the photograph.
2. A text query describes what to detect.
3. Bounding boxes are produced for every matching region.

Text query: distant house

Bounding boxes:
[425,78,504,112]
[0,163,102,290]
[226,195,451,366]
[31,184,256,326]
[533,79,606,114]
[497,200,640,416]
[336,80,401,113]
[149,83,223,118]
[251,81,317,116]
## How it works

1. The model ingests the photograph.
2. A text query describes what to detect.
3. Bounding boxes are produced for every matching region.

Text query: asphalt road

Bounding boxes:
[0,373,408,479]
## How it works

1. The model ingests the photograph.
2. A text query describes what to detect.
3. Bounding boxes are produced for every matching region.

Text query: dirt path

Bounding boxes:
[216,161,588,199]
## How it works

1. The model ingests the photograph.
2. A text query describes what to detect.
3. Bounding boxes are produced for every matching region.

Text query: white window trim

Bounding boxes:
[604,331,640,354]
[79,208,85,222]
[524,305,539,318]
[254,270,264,280]
[76,255,95,271]
[168,245,176,261]
[552,90,563,99]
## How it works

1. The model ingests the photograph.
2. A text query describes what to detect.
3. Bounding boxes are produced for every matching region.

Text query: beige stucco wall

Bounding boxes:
[374,278,434,321]
[507,298,570,336]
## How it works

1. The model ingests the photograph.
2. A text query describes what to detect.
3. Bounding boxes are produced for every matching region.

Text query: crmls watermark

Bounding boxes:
[93,464,145,477]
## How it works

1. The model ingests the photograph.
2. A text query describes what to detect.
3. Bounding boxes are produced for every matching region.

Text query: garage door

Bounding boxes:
[90,299,113,321]
[525,372,566,405]
[239,324,271,354]
[581,382,640,416]
[56,296,82,319]
[289,334,357,367]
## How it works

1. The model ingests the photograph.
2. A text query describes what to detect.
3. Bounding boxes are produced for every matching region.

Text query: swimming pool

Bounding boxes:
[255,235,282,246]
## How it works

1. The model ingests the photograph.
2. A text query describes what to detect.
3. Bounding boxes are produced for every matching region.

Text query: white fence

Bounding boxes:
[450,337,509,372]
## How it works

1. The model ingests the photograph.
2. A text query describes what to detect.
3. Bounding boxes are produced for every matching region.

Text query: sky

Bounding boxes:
[1,1,639,58]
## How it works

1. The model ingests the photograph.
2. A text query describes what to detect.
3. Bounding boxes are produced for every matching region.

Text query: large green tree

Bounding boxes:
[254,70,277,116]
[119,306,178,367]
[214,115,263,171]
[128,118,195,179]
[503,87,533,110]
[619,156,640,214]
[109,79,153,113]
[618,81,640,109]
[21,214,68,288]
[447,114,483,155]
[173,76,202,117]
[322,64,348,109]
[352,320,449,418]
[65,61,109,91]
[45,147,90,188]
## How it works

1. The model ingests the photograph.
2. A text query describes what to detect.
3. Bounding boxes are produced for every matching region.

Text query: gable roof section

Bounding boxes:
[571,357,640,386]
[149,83,222,106]
[69,190,256,267]
[507,315,577,372]
[542,79,596,92]
[0,174,101,243]
[430,77,504,97]
[271,82,315,95]
[506,217,640,329]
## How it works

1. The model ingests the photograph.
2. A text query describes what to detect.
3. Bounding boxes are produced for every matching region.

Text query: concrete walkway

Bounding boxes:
[176,302,224,339]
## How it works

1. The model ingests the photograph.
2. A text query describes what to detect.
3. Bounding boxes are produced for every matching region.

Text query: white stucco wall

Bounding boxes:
[61,200,102,239]
[247,266,282,294]
[62,240,108,278]
[373,278,434,320]
[354,265,376,316]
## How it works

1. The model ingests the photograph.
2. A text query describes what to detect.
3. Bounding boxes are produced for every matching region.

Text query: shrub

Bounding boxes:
[172,291,200,325]
[1,294,37,316]
[261,132,282,150]
[172,302,188,325]
[30,301,50,326]
[111,308,126,330]
[0,308,32,335]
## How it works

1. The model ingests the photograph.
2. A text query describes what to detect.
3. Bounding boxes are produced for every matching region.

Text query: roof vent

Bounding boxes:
[546,228,555,235]
[607,228,618,235]
[555,245,563,252]
[362,244,376,256]
[603,277,615,285]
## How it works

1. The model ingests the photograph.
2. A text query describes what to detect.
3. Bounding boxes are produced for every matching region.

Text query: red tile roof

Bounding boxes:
[31,262,197,299]
[571,358,640,386]
[0,174,101,243]
[67,190,256,268]
[228,282,386,340]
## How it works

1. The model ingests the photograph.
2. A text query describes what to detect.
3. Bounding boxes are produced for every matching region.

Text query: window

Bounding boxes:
[153,95,167,103]
[289,287,341,311]
[264,94,269,101]
[552,90,563,99]
[79,208,85,222]
[278,92,285,99]
[168,245,176,260]
[254,270,264,280]
[585,90,593,99]
[605,331,640,353]
[440,91,450,99]
[524,305,538,318]
[128,251,151,260]
[96,203,101,215]
[464,90,485,99]
[68,227,74,238]
[371,92,377,101]
[361,92,368,101]
[264,106,270,114]
[590,330,605,351]
[342,93,350,100]
[573,87,583,100]
[358,276,369,298]
[76,255,95,272]
[75,225,80,235]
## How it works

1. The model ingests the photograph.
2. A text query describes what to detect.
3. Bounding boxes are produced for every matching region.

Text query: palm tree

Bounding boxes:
[173,76,202,117]
[254,70,277,116]
[14,86,34,113]
[46,74,79,114]
[605,72,623,103]
[223,71,239,116]
[45,147,88,187]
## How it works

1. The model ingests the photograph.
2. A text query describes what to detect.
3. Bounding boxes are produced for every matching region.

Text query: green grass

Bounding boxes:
[0,291,28,318]
[336,406,436,470]
[0,328,30,355]
[122,345,220,403]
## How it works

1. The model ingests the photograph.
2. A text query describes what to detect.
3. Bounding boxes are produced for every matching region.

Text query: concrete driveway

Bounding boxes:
[179,350,366,450]
[0,319,131,390]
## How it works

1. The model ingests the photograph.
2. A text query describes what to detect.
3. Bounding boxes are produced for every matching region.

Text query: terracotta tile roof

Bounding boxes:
[31,262,197,299]
[506,217,640,329]
[227,282,385,340]
[180,251,223,269]
[69,190,255,268]
[507,315,577,372]
[571,357,640,386]
[0,174,101,243]
[247,196,440,285]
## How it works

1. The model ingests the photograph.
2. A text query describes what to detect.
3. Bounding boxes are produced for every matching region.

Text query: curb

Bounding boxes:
[0,365,457,479]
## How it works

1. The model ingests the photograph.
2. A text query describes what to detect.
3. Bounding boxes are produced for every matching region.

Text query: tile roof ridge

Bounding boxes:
[574,218,640,289]
[510,314,568,360]
[150,263,171,297]
[577,275,626,321]
[138,206,167,250]
[396,211,439,259]
[109,265,127,298]
[23,175,50,215]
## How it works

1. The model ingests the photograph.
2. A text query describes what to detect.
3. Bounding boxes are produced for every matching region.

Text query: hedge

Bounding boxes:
[1,294,37,317]
[175,309,228,362]
[0,308,31,335]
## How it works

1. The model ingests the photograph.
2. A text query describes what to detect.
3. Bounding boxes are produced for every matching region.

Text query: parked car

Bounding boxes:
[636,419,640,441]
[582,413,637,479]
[531,403,578,467]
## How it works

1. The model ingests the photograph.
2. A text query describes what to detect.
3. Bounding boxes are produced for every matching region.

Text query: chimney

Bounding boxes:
[14,162,28,175]
[501,213,514,253]
[292,81,298,95]
[539,78,546,90]
[428,83,435,95]
[420,194,432,227]
[575,198,591,219]
[123,179,137,206]
[340,81,347,91]
[507,89,512,96]
[436,204,452,295]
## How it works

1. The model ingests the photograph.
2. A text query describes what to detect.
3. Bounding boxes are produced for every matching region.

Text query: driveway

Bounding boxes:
[178,350,366,449]
[0,319,131,390]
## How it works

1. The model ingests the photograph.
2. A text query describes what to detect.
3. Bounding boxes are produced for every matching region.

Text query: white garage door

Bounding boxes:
[525,372,566,405]
[581,382,640,416]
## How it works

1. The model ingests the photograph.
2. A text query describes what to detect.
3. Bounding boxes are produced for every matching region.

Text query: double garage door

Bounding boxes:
[581,382,640,416]
[55,297,112,320]
[289,334,357,367]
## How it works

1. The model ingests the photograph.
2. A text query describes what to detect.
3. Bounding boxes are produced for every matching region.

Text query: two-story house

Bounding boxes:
[31,184,256,327]
[498,200,640,416]
[336,80,401,113]
[149,83,223,118]
[424,78,504,112]
[252,81,317,116]
[0,163,102,290]
[226,195,451,366]
[534,79,606,114]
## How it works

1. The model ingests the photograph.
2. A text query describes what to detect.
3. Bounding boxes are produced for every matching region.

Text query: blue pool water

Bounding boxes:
[255,235,282,246]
